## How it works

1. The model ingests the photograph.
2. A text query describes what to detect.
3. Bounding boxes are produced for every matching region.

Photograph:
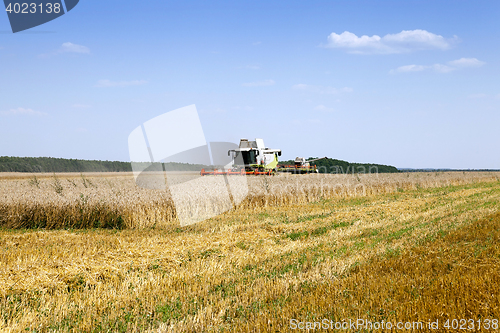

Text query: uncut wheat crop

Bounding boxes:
[1,171,498,230]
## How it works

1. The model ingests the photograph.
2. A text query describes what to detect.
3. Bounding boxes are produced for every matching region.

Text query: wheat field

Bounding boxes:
[0,172,499,332]
[1,171,498,229]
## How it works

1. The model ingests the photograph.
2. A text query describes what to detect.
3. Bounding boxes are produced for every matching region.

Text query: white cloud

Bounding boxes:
[39,42,90,57]
[324,29,457,54]
[432,64,456,73]
[96,79,148,88]
[0,107,47,116]
[391,57,485,74]
[383,30,453,49]
[292,84,352,95]
[390,64,453,74]
[448,57,485,68]
[242,79,275,87]
[392,65,427,73]
[60,42,90,54]
[314,105,335,112]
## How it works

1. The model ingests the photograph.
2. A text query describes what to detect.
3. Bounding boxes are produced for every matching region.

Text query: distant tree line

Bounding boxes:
[399,168,500,172]
[0,156,208,173]
[279,157,399,174]
[3,156,494,174]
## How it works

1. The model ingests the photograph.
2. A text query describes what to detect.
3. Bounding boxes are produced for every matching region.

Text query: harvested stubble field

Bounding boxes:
[0,171,499,332]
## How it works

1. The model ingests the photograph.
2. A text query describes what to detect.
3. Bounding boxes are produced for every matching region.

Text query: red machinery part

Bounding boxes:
[200,168,246,176]
[200,168,273,176]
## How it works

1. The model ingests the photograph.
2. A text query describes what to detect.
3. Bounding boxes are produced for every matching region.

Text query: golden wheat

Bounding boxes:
[0,174,499,332]
[1,171,499,230]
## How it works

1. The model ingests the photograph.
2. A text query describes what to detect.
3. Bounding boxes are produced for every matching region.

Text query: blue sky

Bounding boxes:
[1,0,499,169]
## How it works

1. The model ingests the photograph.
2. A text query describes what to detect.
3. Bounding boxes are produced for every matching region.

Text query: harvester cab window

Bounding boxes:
[241,150,257,165]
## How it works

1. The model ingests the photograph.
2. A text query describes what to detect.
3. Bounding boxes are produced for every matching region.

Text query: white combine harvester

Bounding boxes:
[201,138,282,175]
[200,138,327,175]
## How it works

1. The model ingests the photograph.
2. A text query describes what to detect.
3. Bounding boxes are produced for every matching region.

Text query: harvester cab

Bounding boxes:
[294,157,309,167]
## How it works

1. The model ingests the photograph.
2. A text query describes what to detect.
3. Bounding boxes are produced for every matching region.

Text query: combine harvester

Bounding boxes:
[200,138,327,176]
[201,138,281,176]
[277,156,328,174]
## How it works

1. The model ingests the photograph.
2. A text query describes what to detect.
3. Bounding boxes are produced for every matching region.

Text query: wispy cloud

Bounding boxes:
[314,105,335,112]
[242,79,275,87]
[59,42,90,54]
[39,42,90,57]
[252,41,262,46]
[448,57,486,68]
[0,107,47,116]
[96,79,148,88]
[390,58,485,74]
[292,84,352,95]
[392,65,426,73]
[432,64,456,73]
[390,64,452,74]
[323,30,457,54]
